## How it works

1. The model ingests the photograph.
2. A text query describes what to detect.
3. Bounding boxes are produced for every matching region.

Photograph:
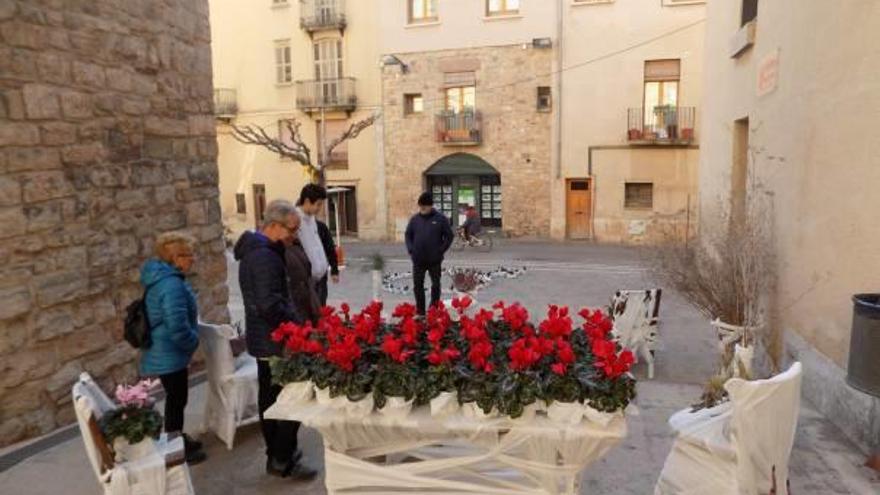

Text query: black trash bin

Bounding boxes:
[847,294,880,398]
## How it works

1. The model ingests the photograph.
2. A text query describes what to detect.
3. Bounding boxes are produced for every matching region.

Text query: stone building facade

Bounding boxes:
[382,45,553,239]
[0,0,228,447]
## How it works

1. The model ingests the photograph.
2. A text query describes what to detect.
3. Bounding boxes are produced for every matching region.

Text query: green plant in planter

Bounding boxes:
[495,372,541,418]
[373,362,416,409]
[413,364,456,407]
[99,406,163,445]
[362,252,386,272]
[455,364,499,414]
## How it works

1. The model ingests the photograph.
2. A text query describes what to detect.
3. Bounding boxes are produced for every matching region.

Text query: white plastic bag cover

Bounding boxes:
[266,394,627,494]
[199,322,260,450]
[654,362,802,495]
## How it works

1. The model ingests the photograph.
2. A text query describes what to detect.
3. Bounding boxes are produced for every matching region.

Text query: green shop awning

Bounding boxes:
[425,153,499,177]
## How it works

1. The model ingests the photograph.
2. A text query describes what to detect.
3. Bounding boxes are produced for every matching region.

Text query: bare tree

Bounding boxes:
[229,113,379,185]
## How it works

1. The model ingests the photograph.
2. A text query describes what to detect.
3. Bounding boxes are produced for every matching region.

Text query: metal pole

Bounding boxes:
[335,192,342,248]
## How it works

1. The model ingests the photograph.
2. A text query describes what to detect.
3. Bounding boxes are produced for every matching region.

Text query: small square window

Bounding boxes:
[404,94,423,115]
[537,86,552,112]
[624,183,653,209]
[487,0,519,16]
[235,193,247,214]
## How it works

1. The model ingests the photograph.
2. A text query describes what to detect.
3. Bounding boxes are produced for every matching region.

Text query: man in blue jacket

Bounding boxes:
[234,199,316,481]
[405,192,454,315]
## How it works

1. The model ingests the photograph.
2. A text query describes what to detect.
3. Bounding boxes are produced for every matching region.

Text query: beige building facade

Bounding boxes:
[210,0,383,240]
[699,0,880,454]
[378,0,705,242]
[212,0,706,243]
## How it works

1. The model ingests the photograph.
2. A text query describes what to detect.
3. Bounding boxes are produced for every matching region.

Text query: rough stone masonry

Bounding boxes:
[0,0,228,447]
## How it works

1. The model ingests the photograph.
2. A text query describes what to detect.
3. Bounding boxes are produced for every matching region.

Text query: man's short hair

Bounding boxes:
[418,192,434,206]
[298,183,327,206]
[262,199,296,229]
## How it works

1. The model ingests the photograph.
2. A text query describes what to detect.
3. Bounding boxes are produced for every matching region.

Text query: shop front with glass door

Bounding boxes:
[424,153,501,229]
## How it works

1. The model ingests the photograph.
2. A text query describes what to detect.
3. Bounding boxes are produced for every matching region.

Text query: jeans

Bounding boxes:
[413,263,442,315]
[159,368,188,433]
[257,359,299,463]
[316,275,328,307]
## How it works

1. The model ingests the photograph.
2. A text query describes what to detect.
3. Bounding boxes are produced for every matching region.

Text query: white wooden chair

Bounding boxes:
[654,362,803,495]
[72,373,195,495]
[198,322,259,450]
[609,289,662,379]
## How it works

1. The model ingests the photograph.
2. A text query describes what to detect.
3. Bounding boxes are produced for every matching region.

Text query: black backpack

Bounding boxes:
[123,291,152,349]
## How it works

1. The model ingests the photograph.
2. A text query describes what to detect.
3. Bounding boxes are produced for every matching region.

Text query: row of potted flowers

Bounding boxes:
[269,298,637,423]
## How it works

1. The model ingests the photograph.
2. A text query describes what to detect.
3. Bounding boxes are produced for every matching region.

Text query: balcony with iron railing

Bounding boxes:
[300,0,346,34]
[295,78,357,114]
[213,88,237,118]
[435,110,483,146]
[626,106,696,144]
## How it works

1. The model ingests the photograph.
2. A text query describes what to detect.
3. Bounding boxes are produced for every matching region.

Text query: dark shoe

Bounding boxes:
[185,449,207,465]
[286,461,318,481]
[266,457,289,477]
[182,434,203,453]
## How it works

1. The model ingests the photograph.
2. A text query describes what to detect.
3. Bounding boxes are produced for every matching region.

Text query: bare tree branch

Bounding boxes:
[229,113,380,185]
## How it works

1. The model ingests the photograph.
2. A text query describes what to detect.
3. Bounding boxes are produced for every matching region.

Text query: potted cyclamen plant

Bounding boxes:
[374,303,419,418]
[420,300,464,417]
[99,379,163,460]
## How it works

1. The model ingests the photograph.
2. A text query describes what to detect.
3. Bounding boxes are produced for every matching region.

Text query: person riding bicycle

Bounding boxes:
[460,206,482,243]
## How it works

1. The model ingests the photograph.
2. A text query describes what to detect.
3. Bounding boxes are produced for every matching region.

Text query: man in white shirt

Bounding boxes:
[295,184,330,304]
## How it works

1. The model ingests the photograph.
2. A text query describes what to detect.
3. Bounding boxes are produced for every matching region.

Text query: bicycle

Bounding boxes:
[451,228,493,252]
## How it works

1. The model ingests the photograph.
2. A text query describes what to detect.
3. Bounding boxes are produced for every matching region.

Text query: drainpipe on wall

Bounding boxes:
[555,0,563,181]
[376,69,389,240]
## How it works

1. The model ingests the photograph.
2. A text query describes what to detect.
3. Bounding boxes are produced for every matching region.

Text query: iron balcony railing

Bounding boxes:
[300,0,346,32]
[435,110,483,145]
[213,88,237,117]
[627,106,696,143]
[295,78,357,112]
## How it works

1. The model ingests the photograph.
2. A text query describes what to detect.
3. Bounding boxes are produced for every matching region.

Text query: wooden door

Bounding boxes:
[566,179,591,239]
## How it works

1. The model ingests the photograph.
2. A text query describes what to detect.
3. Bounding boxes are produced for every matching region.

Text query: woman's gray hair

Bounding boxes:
[261,199,296,228]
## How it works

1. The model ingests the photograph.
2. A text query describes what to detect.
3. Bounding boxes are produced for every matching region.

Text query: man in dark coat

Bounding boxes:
[286,233,321,325]
[234,199,316,481]
[316,219,339,306]
[405,192,454,315]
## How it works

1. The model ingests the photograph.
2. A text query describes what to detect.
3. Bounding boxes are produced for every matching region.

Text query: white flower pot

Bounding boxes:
[461,402,498,420]
[429,391,459,418]
[733,343,755,378]
[278,381,315,405]
[315,387,347,409]
[112,437,157,462]
[346,394,375,417]
[583,403,618,427]
[511,402,541,423]
[379,396,413,419]
[547,401,584,425]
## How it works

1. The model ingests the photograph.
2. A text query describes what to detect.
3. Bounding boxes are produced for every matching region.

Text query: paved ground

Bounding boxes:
[2,241,878,494]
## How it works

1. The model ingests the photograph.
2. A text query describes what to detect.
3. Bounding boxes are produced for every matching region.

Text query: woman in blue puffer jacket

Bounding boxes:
[140,232,205,464]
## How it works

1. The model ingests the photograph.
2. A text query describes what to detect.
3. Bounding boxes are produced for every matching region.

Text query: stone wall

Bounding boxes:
[382,45,553,239]
[0,0,228,447]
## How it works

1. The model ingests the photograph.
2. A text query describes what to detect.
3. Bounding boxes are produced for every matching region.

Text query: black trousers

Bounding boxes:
[413,263,442,315]
[159,368,188,434]
[257,359,299,463]
[316,275,328,307]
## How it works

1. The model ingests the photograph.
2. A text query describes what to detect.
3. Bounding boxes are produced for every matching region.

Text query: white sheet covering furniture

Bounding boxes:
[654,361,803,495]
[610,289,662,379]
[198,322,260,449]
[265,394,628,495]
[72,373,194,495]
